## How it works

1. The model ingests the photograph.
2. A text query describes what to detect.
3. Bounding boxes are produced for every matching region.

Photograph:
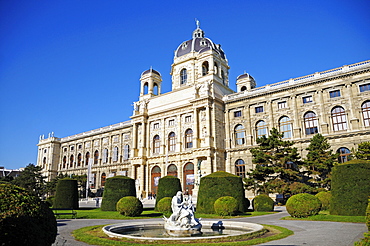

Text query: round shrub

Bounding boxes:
[197,171,246,214]
[214,196,239,216]
[286,193,322,218]
[366,198,370,231]
[315,191,331,210]
[53,178,79,209]
[116,196,143,217]
[156,197,173,216]
[155,176,182,211]
[101,176,136,211]
[252,194,274,212]
[0,183,57,246]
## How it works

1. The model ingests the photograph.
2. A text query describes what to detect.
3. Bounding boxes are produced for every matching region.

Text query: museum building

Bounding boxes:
[37,25,370,198]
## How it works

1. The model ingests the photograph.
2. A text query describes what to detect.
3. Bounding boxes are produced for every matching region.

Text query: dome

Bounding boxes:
[174,27,225,59]
[237,73,254,81]
[141,68,161,77]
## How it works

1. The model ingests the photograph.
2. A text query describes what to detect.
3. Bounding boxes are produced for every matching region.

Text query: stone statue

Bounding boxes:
[164,191,202,236]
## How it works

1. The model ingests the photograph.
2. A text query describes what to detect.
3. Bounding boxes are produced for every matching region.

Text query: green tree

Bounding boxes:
[303,133,337,189]
[244,128,302,195]
[355,141,370,160]
[12,164,46,197]
[45,173,68,196]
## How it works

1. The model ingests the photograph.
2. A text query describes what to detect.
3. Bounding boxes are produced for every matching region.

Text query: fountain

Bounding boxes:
[103,191,264,241]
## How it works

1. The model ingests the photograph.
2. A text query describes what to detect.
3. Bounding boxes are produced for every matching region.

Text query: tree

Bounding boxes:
[244,128,302,195]
[12,164,46,197]
[303,133,337,189]
[45,173,68,196]
[355,141,370,160]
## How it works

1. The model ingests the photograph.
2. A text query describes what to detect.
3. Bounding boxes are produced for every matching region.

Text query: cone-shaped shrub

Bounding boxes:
[0,183,57,246]
[53,178,79,209]
[330,160,370,216]
[315,191,331,210]
[197,171,246,214]
[155,176,182,211]
[116,196,143,217]
[252,194,274,212]
[156,197,173,216]
[286,193,321,218]
[101,176,136,211]
[214,196,239,216]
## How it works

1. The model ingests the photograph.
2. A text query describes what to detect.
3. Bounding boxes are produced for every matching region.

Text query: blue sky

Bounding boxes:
[1,0,369,170]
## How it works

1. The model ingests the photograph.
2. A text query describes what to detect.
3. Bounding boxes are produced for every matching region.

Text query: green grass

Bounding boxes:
[281,210,366,223]
[73,224,293,246]
[55,208,274,220]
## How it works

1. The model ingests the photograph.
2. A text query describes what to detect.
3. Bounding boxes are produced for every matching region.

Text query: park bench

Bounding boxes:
[52,208,77,219]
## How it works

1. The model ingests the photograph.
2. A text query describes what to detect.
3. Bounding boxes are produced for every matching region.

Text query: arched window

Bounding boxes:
[214,62,218,75]
[279,116,292,138]
[113,147,118,162]
[202,61,209,76]
[235,159,246,178]
[153,83,159,95]
[361,101,370,127]
[256,120,267,139]
[94,150,99,165]
[331,106,347,131]
[77,153,82,166]
[153,135,160,154]
[144,82,148,94]
[85,152,90,166]
[304,111,318,135]
[63,156,66,168]
[337,147,351,163]
[168,132,176,152]
[235,124,245,145]
[101,173,106,187]
[151,166,161,194]
[123,145,130,160]
[241,86,246,91]
[102,148,108,163]
[69,155,74,168]
[167,164,178,177]
[183,162,194,195]
[221,70,225,84]
[185,129,193,148]
[43,157,46,169]
[180,68,187,85]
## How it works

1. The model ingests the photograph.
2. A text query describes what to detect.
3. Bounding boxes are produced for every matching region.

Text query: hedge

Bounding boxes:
[196,171,246,214]
[155,176,182,211]
[101,176,136,211]
[53,178,79,209]
[330,160,370,216]
[116,196,143,217]
[156,197,173,216]
[315,191,331,211]
[286,193,322,218]
[0,183,57,246]
[252,194,274,212]
[214,196,239,216]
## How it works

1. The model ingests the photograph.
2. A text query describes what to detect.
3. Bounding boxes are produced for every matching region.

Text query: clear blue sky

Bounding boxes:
[1,0,369,170]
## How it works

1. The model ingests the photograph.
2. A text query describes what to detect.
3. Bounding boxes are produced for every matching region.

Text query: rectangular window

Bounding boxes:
[329,90,341,98]
[185,116,192,123]
[255,106,264,113]
[303,95,313,104]
[168,119,175,126]
[153,123,159,129]
[278,101,287,109]
[234,110,242,117]
[360,83,370,92]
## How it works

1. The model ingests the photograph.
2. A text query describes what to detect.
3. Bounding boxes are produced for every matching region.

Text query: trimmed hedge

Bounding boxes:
[252,194,274,212]
[53,178,79,209]
[0,183,57,246]
[214,196,239,216]
[315,191,331,210]
[155,176,182,211]
[286,193,322,218]
[156,197,173,216]
[101,176,136,211]
[330,160,370,216]
[196,171,246,214]
[116,196,143,217]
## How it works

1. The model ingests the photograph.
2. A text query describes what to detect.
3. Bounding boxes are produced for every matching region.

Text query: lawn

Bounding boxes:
[281,210,366,223]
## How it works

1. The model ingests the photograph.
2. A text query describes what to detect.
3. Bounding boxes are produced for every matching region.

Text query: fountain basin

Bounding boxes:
[103,220,264,241]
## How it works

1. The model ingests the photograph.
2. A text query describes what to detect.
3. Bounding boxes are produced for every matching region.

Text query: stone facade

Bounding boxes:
[37,25,370,198]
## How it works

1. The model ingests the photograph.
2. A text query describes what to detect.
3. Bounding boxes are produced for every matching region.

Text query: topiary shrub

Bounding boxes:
[0,183,57,246]
[116,196,143,217]
[197,171,246,214]
[252,194,274,212]
[286,193,322,218]
[315,191,331,210]
[156,197,173,216]
[330,160,370,216]
[155,176,182,211]
[214,196,239,216]
[101,176,136,211]
[53,178,79,209]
